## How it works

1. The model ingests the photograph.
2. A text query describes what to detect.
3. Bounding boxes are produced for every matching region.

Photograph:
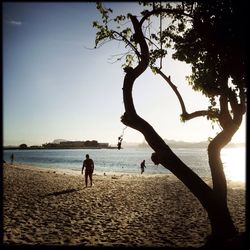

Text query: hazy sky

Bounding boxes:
[3,2,246,146]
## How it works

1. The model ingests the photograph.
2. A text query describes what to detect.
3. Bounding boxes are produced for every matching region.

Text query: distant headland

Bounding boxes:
[4,139,117,150]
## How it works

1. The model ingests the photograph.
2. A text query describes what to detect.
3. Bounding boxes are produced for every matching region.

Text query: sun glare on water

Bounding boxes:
[221,147,246,183]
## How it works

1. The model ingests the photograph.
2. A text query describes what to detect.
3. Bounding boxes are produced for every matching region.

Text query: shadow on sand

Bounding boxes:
[41,188,80,197]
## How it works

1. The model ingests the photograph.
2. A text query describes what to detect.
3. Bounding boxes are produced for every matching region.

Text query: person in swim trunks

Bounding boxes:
[140,159,146,174]
[81,154,94,187]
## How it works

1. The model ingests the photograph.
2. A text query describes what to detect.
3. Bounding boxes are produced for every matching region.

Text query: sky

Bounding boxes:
[3,2,246,146]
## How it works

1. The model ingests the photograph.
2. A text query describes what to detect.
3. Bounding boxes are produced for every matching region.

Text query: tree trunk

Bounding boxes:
[205,125,242,241]
[122,112,238,241]
[122,14,240,243]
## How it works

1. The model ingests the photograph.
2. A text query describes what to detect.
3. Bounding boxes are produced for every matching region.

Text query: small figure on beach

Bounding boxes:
[82,154,94,187]
[117,136,123,150]
[140,160,146,174]
[10,153,15,164]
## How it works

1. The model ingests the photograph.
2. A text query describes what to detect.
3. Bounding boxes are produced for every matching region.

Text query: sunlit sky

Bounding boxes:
[3,2,246,146]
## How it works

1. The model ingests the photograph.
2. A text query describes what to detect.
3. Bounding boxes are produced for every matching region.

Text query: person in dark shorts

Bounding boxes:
[81,154,94,187]
[140,159,146,174]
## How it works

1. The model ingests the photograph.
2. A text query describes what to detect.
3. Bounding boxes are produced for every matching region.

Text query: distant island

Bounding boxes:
[4,139,117,150]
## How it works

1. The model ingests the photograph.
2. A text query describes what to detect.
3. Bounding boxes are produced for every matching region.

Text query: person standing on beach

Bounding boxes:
[10,153,15,164]
[81,154,94,187]
[140,160,146,174]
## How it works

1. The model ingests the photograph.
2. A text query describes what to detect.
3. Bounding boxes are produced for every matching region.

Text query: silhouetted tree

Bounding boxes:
[93,1,246,246]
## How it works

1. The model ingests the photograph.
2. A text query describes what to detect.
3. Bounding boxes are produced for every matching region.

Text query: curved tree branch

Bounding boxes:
[155,68,219,120]
[111,30,141,60]
[208,121,240,201]
[208,76,243,202]
[144,37,161,50]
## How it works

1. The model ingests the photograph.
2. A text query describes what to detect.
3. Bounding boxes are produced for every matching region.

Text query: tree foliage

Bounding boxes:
[172,1,246,104]
[93,1,246,125]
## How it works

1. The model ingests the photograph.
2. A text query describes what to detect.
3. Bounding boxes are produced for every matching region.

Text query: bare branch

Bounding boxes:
[94,39,113,49]
[107,51,132,64]
[144,37,161,50]
[156,68,186,113]
[181,110,216,120]
[156,68,218,120]
[112,30,141,60]
[83,45,97,50]
[142,20,152,34]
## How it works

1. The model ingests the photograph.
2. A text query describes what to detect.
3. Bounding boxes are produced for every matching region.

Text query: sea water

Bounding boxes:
[3,147,246,183]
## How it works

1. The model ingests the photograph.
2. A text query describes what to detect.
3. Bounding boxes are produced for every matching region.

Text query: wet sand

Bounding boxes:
[3,163,246,247]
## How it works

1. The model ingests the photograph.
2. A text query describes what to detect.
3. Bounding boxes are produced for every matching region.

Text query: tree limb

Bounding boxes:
[156,68,219,120]
[111,30,141,61]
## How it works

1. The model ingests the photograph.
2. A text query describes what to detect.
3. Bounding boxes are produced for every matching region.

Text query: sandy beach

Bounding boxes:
[3,163,246,247]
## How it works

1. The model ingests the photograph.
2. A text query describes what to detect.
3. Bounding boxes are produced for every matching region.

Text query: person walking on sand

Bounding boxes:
[10,153,15,164]
[82,154,94,187]
[140,160,146,174]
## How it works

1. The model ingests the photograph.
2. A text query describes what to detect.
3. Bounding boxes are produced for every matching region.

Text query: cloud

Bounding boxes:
[7,20,23,26]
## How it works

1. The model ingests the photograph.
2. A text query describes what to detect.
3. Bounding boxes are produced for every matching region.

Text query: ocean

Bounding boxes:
[3,147,246,183]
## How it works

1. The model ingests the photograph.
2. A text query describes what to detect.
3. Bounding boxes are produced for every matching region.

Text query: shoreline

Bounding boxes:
[5,162,246,188]
[5,162,177,177]
[3,163,245,246]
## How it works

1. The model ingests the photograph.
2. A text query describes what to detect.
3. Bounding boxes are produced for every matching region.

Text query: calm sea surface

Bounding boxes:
[3,147,246,183]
